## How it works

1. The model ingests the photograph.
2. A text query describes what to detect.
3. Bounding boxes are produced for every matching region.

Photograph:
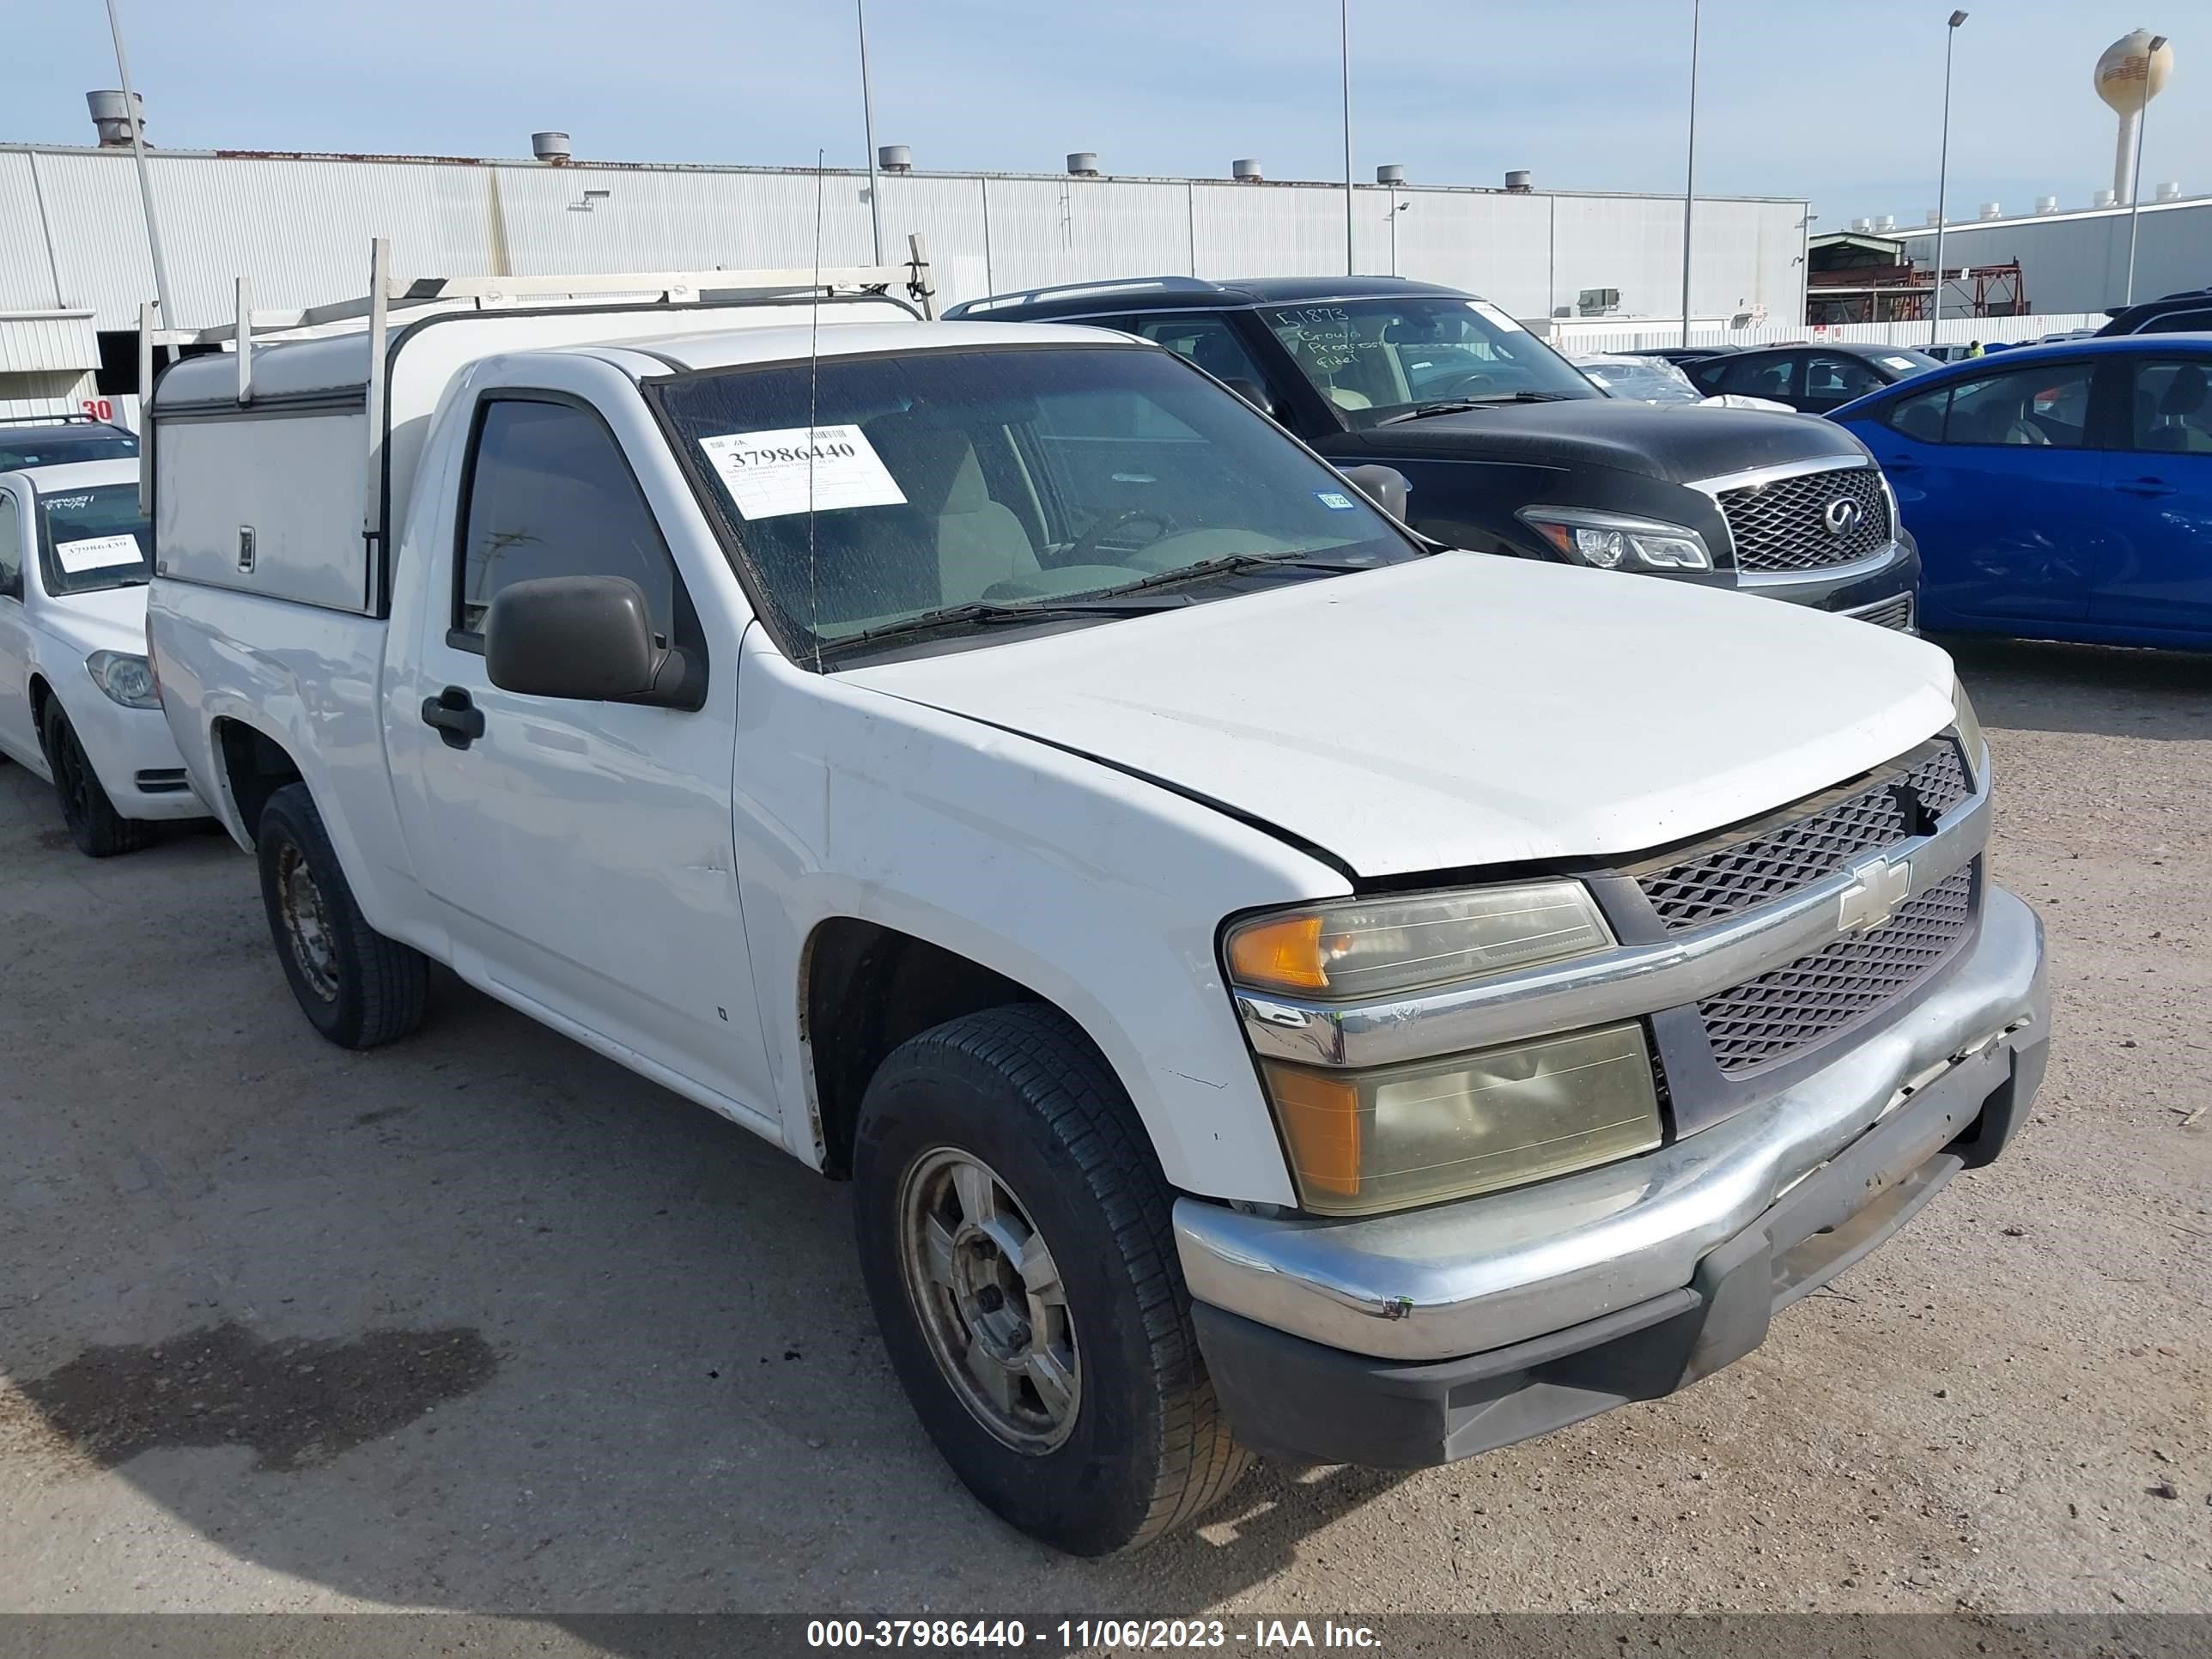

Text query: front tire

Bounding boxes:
[40,699,154,859]
[255,782,428,1049]
[853,1004,1250,1555]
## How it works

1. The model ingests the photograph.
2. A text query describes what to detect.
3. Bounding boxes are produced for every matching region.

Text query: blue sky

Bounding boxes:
[5,1,2199,227]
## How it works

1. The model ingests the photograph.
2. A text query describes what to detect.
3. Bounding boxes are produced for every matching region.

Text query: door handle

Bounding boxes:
[2113,477,2179,498]
[420,686,485,750]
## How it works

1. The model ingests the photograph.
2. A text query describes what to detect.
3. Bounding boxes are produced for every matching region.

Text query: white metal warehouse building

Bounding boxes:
[0,139,1813,417]
[1897,195,2209,318]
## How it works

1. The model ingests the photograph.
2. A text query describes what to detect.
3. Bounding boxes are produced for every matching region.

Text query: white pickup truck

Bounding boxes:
[147,249,2048,1556]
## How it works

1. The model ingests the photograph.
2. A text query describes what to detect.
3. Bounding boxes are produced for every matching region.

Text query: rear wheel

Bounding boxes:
[256,782,428,1049]
[853,1004,1251,1554]
[40,700,154,858]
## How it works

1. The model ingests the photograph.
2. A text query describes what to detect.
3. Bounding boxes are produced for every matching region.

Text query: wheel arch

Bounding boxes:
[801,916,1119,1181]
[210,714,305,845]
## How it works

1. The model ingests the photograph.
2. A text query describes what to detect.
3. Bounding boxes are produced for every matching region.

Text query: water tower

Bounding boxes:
[2095,29,2174,204]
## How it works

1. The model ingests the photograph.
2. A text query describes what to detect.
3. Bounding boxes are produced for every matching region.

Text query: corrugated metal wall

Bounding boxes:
[1896,198,2209,316]
[3,146,1808,333]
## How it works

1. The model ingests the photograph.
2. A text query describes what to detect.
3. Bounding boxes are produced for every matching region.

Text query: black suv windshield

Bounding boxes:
[37,483,152,596]
[652,343,1419,660]
[1257,296,1598,427]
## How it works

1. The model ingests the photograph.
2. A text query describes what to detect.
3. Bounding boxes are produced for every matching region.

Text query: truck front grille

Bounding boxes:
[1637,736,1972,933]
[1697,864,1976,1075]
[1718,464,1890,573]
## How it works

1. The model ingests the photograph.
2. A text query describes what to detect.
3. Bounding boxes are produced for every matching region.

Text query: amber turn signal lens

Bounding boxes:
[1262,1064,1362,1197]
[1226,914,1330,993]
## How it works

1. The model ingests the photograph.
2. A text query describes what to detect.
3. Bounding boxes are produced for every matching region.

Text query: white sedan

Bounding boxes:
[0,458,206,854]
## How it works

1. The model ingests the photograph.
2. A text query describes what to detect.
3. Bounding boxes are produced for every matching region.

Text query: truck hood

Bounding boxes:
[1363,398,1863,486]
[844,555,1955,879]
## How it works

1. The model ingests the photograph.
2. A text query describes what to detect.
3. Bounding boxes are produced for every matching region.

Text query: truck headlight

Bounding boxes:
[1261,1024,1663,1215]
[1225,882,1614,1000]
[1952,681,1986,787]
[87,650,160,709]
[1516,507,1713,572]
[1226,884,1661,1213]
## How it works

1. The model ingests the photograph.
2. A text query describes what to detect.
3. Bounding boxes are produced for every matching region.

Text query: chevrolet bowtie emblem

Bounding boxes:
[1838,851,1913,933]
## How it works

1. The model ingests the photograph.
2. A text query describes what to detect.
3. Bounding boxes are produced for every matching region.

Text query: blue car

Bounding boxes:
[1831,335,2212,650]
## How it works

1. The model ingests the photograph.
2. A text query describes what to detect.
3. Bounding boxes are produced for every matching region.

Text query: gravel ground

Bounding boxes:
[0,634,2206,1621]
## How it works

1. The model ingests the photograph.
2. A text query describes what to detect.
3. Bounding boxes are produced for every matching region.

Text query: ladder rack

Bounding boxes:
[136,234,937,519]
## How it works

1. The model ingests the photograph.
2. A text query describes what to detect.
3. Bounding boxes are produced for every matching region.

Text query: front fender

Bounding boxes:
[731,632,1346,1205]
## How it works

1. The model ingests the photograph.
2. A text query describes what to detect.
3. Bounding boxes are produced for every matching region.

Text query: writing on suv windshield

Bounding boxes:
[38,485,152,597]
[650,344,1420,661]
[1261,297,1596,426]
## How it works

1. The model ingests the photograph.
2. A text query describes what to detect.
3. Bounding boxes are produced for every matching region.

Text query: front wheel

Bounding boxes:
[40,699,154,858]
[255,782,429,1049]
[853,1004,1250,1554]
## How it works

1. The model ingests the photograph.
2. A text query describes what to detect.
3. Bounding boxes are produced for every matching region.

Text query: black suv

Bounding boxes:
[947,276,1919,628]
[2097,288,2212,337]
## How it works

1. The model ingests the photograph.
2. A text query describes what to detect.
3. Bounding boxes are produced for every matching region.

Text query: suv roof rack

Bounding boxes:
[945,276,1221,318]
[0,412,104,429]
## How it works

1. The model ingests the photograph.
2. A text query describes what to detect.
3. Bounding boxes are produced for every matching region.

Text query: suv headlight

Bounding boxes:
[1225,886,1663,1215]
[87,650,160,709]
[1952,680,1986,786]
[1516,506,1713,572]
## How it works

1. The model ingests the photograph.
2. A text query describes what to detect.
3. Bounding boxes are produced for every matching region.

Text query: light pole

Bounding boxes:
[1929,9,1968,345]
[2124,34,2168,307]
[1679,0,1700,348]
[101,0,177,338]
[1341,0,1355,275]
[856,0,884,263]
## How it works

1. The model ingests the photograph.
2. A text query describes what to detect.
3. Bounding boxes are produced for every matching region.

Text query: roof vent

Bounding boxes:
[2093,187,2118,208]
[1376,164,1406,185]
[2036,195,2059,213]
[1066,151,1100,177]
[1850,216,1874,232]
[1875,215,1897,232]
[2155,180,2182,202]
[1924,209,1942,227]
[1504,169,1533,192]
[878,144,912,173]
[532,131,571,165]
[1231,158,1264,182]
[1978,201,2002,220]
[86,89,144,148]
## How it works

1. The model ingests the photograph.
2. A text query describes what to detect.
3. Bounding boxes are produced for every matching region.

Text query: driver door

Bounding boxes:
[385,381,775,1121]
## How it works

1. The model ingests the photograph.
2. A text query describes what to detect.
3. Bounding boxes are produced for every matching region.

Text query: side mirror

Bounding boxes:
[1221,378,1279,421]
[1339,464,1411,521]
[483,575,702,709]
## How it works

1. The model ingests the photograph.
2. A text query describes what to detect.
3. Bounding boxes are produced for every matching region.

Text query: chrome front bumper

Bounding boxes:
[1176,884,2046,1364]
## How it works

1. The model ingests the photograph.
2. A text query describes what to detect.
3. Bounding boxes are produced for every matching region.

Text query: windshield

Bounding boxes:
[37,483,152,596]
[651,344,1419,660]
[0,428,137,471]
[1256,296,1597,426]
[1575,357,1702,404]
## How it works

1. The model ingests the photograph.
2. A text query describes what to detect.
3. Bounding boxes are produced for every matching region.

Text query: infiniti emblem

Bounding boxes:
[1823,495,1864,538]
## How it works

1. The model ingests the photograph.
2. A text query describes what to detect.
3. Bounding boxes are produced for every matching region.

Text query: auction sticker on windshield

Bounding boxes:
[698,425,908,520]
[55,534,143,574]
[1468,301,1526,333]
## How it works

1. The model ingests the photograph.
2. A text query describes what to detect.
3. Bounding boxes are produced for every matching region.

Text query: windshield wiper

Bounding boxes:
[820,595,1182,656]
[821,552,1382,656]
[1071,550,1383,601]
[1376,391,1576,424]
